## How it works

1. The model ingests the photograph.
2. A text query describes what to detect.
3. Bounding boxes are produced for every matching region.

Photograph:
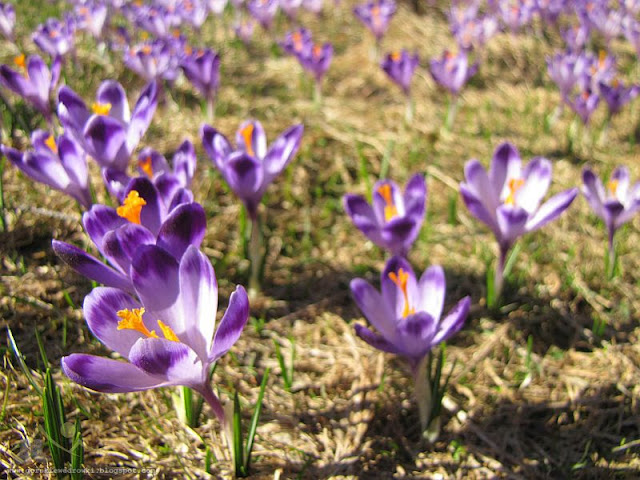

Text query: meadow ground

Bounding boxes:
[1,0,640,478]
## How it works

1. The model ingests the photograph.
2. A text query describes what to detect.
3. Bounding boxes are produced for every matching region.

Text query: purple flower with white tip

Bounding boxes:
[0,2,15,41]
[0,54,61,123]
[582,166,640,269]
[32,17,75,58]
[429,50,478,96]
[201,120,304,220]
[1,130,91,209]
[460,142,578,298]
[352,256,470,370]
[343,173,426,257]
[75,2,109,39]
[58,79,158,172]
[61,244,250,430]
[381,50,419,96]
[353,0,396,43]
[53,177,203,292]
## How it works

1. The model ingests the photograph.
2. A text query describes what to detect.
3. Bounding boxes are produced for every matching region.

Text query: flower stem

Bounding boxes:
[0,156,6,232]
[492,244,509,306]
[313,80,322,108]
[206,94,216,123]
[444,95,459,131]
[248,215,263,297]
[404,95,414,125]
[607,230,617,280]
[197,384,227,428]
[413,354,432,433]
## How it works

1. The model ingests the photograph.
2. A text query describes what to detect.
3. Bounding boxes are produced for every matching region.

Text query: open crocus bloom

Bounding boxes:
[32,17,75,58]
[0,54,61,122]
[460,142,578,253]
[381,50,419,96]
[62,245,250,425]
[582,166,640,249]
[1,129,91,208]
[201,120,304,219]
[352,256,470,370]
[58,80,158,172]
[353,0,397,41]
[343,173,426,257]
[429,50,478,95]
[53,177,204,292]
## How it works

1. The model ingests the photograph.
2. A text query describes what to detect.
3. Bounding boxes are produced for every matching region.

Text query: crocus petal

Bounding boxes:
[517,157,552,212]
[96,80,131,123]
[489,142,521,193]
[432,296,471,345]
[58,134,88,189]
[201,124,232,171]
[403,173,427,218]
[381,256,418,321]
[581,168,605,218]
[156,203,206,260]
[127,80,158,153]
[131,245,180,319]
[62,354,164,393]
[124,177,164,236]
[350,278,396,341]
[343,194,383,245]
[380,216,420,255]
[463,159,499,211]
[524,188,578,233]
[354,324,403,355]
[83,114,128,170]
[57,86,91,132]
[129,337,204,387]
[209,285,249,362]
[83,286,143,357]
[102,224,155,275]
[83,205,126,252]
[460,183,500,235]
[263,123,303,181]
[172,140,196,187]
[52,240,133,291]
[176,246,219,360]
[395,311,437,359]
[611,166,630,200]
[417,265,445,321]
[236,119,267,159]
[225,152,264,198]
[102,168,130,202]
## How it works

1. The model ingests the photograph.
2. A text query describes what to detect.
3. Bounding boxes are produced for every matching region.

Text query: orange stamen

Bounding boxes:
[117,190,146,224]
[292,31,303,52]
[377,184,399,222]
[14,54,26,69]
[505,178,525,206]
[91,102,112,115]
[608,179,618,196]
[117,308,158,338]
[158,320,179,342]
[141,31,149,40]
[388,268,415,318]
[141,45,152,55]
[139,156,153,178]
[241,123,255,157]
[390,51,401,61]
[45,135,58,153]
[312,44,322,58]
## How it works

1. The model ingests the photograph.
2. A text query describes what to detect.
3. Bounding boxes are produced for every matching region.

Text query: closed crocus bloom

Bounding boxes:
[298,42,333,83]
[567,88,600,125]
[247,0,279,30]
[460,142,578,297]
[33,17,75,58]
[62,244,250,429]
[598,80,640,116]
[1,130,91,209]
[353,0,397,42]
[234,19,256,44]
[180,48,220,101]
[58,80,158,172]
[429,50,478,96]
[343,173,426,257]
[352,255,470,371]
[201,120,304,220]
[0,54,61,123]
[53,177,204,292]
[124,39,180,82]
[582,166,640,252]
[75,2,109,39]
[381,50,419,96]
[0,2,15,40]
[280,28,312,57]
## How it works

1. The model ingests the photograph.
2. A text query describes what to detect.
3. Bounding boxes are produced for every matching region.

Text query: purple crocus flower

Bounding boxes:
[133,4,181,38]
[381,50,419,96]
[353,0,397,43]
[32,17,75,58]
[1,130,91,209]
[566,88,600,124]
[75,2,109,40]
[180,48,220,120]
[582,166,640,257]
[58,80,158,172]
[352,256,470,371]
[234,19,256,44]
[0,54,61,123]
[498,0,535,32]
[207,0,228,15]
[298,42,333,84]
[562,23,590,52]
[201,120,304,220]
[280,28,312,57]
[343,173,426,257]
[280,0,303,19]
[53,177,202,292]
[61,244,250,431]
[429,50,478,96]
[0,2,15,41]
[247,0,279,30]
[178,0,209,30]
[460,142,578,297]
[546,51,591,102]
[123,39,181,83]
[598,80,640,116]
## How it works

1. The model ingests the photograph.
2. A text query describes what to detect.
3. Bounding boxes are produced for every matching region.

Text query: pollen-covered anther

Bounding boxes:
[377,184,399,221]
[241,124,255,157]
[139,156,153,178]
[14,54,26,69]
[389,268,415,318]
[117,308,158,338]
[608,179,619,196]
[91,101,112,115]
[45,135,58,153]
[117,190,147,224]
[505,178,525,206]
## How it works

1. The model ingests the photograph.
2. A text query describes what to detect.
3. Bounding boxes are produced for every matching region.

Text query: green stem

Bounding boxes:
[206,94,216,123]
[404,95,414,125]
[249,216,263,296]
[0,156,6,232]
[444,95,459,131]
[313,80,322,108]
[413,355,432,433]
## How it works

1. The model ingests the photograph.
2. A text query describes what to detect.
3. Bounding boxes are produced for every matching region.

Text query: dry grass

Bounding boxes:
[1,0,640,478]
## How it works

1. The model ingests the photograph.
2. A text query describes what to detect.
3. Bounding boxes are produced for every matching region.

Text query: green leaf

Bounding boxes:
[244,368,270,473]
[232,391,245,477]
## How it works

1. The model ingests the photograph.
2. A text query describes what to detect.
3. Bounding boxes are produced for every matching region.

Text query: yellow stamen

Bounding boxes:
[184,45,193,56]
[158,320,179,342]
[608,179,618,196]
[598,49,606,69]
[390,51,401,61]
[172,29,181,38]
[14,54,26,70]
[312,44,322,58]
[141,31,149,40]
[117,308,158,338]
[505,178,525,206]
[241,123,255,157]
[139,156,153,178]
[117,190,146,224]
[293,31,303,52]
[389,268,415,318]
[377,183,398,222]
[141,45,152,55]
[49,30,59,38]
[91,102,112,116]
[45,135,58,153]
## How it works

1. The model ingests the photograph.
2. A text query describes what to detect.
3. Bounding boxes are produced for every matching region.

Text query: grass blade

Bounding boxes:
[244,368,270,473]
